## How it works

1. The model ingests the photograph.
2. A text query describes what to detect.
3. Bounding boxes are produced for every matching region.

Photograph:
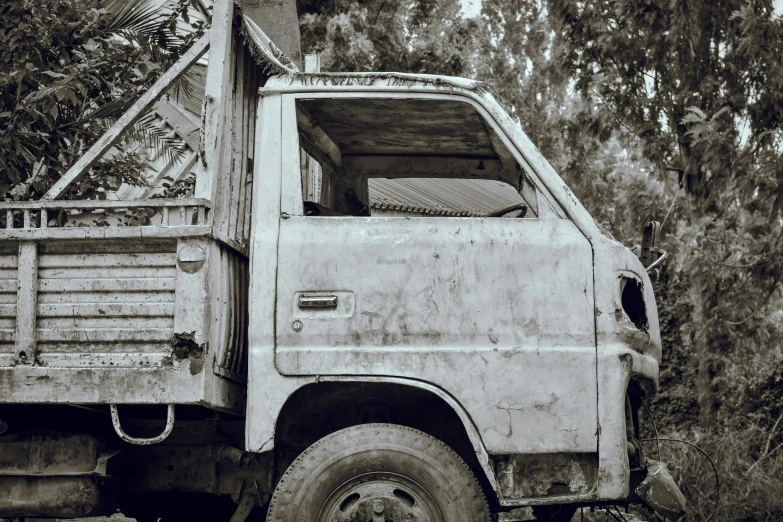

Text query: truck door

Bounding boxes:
[273,93,597,455]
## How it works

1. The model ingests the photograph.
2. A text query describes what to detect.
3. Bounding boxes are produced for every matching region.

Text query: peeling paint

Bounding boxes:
[169,332,206,375]
[494,453,598,500]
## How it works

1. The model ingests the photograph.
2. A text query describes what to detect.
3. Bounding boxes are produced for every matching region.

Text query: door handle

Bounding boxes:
[298,295,338,309]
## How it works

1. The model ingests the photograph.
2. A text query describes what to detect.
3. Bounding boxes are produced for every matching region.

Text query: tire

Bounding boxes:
[267,423,491,522]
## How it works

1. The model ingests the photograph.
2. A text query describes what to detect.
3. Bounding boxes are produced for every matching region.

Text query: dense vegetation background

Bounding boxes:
[1,0,782,520]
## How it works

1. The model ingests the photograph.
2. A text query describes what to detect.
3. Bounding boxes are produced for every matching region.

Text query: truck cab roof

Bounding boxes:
[262,71,493,95]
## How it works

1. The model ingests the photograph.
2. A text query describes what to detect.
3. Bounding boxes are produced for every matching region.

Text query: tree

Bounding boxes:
[298,0,483,75]
[0,0,205,203]
[545,0,783,426]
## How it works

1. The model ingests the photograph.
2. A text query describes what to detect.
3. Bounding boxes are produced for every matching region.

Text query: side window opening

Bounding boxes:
[295,97,552,219]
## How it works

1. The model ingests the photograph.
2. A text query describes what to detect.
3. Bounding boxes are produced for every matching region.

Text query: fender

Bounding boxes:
[272,375,501,496]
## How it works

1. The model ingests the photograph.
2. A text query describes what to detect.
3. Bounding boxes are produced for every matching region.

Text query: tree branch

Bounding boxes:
[746,412,783,475]
[725,280,780,326]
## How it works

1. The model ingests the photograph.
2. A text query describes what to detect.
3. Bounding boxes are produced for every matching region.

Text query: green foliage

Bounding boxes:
[299,0,483,75]
[0,0,203,201]
[542,0,783,428]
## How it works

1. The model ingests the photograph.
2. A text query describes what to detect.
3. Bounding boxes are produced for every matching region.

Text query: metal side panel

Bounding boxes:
[274,216,597,454]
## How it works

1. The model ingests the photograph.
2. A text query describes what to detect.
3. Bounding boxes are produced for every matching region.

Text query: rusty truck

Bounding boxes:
[0,6,685,522]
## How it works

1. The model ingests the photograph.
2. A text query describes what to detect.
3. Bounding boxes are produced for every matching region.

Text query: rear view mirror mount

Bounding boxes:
[640,221,667,274]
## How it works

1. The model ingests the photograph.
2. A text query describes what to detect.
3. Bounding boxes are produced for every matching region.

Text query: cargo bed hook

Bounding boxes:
[110,404,175,445]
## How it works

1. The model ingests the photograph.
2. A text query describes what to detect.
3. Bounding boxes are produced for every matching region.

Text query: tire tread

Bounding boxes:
[266,423,490,521]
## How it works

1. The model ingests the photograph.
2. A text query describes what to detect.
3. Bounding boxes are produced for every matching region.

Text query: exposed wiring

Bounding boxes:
[639,396,662,460]
[602,506,626,522]
[612,506,629,522]
[639,437,721,522]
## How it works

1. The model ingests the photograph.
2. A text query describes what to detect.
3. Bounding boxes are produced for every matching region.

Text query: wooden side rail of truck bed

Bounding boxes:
[0,199,248,414]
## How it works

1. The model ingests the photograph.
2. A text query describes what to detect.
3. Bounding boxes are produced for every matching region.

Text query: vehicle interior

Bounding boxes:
[295,97,558,218]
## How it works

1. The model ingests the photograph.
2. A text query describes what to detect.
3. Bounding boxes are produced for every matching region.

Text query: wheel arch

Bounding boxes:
[271,376,500,504]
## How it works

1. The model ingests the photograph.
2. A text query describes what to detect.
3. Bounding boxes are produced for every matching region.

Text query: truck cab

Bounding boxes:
[0,23,678,521]
[248,72,665,519]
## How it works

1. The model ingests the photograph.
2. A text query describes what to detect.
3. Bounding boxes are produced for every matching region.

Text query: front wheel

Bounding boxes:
[267,423,491,522]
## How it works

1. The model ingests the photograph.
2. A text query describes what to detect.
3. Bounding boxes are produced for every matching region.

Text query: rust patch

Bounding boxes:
[170,332,206,375]
[619,328,653,356]
[494,453,598,499]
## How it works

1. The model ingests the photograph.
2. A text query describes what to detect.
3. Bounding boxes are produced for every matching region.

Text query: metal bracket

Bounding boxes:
[110,404,175,445]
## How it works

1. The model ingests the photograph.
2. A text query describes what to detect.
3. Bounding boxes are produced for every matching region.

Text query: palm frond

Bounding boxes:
[106,1,165,36]
[81,97,137,122]
[166,68,197,103]
[129,110,189,166]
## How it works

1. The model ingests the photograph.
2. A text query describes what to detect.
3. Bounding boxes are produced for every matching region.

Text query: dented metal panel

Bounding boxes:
[274,216,597,454]
[494,453,598,500]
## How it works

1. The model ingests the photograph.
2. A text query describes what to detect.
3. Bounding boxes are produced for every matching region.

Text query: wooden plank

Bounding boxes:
[38,291,175,304]
[39,303,174,317]
[228,42,246,243]
[37,353,171,368]
[241,49,256,244]
[40,240,176,256]
[0,281,16,293]
[0,294,18,304]
[0,329,15,342]
[238,46,254,244]
[0,268,19,279]
[42,35,210,200]
[0,225,212,241]
[242,57,259,245]
[37,328,172,342]
[0,304,16,317]
[0,318,15,329]
[0,198,210,210]
[37,341,171,354]
[38,266,177,280]
[39,253,176,268]
[0,256,18,268]
[39,278,175,293]
[37,316,173,329]
[198,0,235,199]
[213,26,238,242]
[14,243,38,363]
[212,227,249,257]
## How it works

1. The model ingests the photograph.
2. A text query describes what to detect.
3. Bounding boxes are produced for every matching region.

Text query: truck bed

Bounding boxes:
[0,199,247,413]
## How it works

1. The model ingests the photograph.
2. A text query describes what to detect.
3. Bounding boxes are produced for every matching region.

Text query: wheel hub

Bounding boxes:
[318,472,444,522]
